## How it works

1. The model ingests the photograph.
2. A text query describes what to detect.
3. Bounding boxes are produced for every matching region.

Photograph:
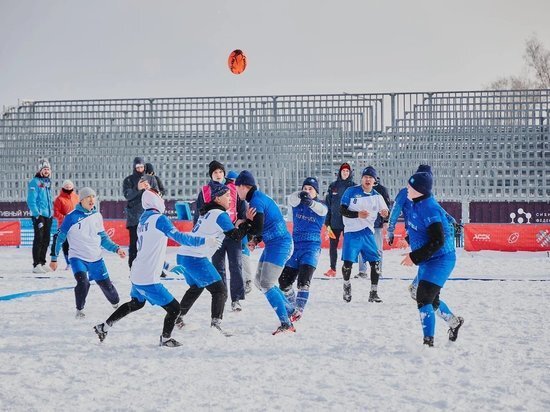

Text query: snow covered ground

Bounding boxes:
[1,246,549,411]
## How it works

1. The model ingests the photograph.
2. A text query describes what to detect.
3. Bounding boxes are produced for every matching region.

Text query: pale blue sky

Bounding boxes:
[1,0,549,110]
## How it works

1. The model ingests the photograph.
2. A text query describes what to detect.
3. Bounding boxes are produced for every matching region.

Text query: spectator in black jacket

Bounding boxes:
[122,157,147,268]
[323,162,355,277]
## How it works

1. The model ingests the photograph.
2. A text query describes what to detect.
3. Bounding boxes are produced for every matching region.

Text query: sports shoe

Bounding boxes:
[75,310,85,319]
[32,265,46,274]
[448,316,464,342]
[343,282,352,302]
[324,268,337,278]
[272,323,296,335]
[245,280,252,294]
[41,264,51,273]
[368,291,383,303]
[211,318,232,337]
[93,323,108,342]
[175,316,185,329]
[354,272,368,279]
[111,303,119,309]
[290,308,303,323]
[159,336,182,347]
[423,336,434,347]
[231,301,242,312]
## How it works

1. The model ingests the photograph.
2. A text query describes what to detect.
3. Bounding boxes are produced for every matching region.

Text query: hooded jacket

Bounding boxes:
[122,157,146,227]
[27,173,54,218]
[324,164,355,230]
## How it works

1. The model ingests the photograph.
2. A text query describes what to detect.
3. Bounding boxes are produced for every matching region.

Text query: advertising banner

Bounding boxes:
[464,224,550,252]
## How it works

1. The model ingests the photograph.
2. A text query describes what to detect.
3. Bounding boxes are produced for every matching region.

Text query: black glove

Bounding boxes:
[299,191,313,207]
[387,232,394,246]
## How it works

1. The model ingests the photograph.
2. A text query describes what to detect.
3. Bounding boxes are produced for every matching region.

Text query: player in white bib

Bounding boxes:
[173,182,256,336]
[50,187,125,318]
[340,166,389,303]
[93,189,221,347]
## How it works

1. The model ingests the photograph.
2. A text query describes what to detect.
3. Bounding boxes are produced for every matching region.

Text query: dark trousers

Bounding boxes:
[180,280,227,320]
[128,225,138,268]
[74,272,120,310]
[329,228,343,270]
[32,216,52,267]
[106,297,180,338]
[212,236,244,302]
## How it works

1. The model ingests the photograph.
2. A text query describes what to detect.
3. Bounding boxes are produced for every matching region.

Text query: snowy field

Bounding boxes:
[1,246,549,411]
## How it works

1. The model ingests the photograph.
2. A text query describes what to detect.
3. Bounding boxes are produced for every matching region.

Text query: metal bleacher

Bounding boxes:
[0,90,548,206]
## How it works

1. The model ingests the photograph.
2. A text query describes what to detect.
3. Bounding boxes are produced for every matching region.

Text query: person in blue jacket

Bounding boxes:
[279,177,328,322]
[27,158,54,273]
[49,187,125,318]
[400,172,464,347]
[235,170,295,335]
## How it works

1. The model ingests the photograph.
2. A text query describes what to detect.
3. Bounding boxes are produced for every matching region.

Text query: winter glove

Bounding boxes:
[299,191,313,207]
[205,236,223,250]
[387,231,394,246]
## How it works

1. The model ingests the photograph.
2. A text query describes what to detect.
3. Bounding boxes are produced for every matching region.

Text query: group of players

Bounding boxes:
[36,159,463,347]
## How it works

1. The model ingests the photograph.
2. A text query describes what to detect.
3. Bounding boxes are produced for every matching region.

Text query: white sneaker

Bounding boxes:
[75,310,85,319]
[112,303,119,309]
[231,301,242,312]
[41,265,51,273]
[33,266,45,274]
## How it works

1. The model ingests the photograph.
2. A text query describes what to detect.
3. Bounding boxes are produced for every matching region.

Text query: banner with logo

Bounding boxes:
[0,220,21,246]
[103,220,130,246]
[470,202,550,224]
[464,224,550,252]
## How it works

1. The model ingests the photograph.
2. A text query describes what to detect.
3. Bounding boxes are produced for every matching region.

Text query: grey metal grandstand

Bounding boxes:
[0,90,548,211]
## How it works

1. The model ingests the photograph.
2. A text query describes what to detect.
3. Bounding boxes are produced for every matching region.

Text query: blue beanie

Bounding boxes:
[235,170,256,187]
[302,177,319,194]
[416,164,432,175]
[209,182,230,199]
[362,166,377,179]
[408,172,433,195]
[226,170,239,181]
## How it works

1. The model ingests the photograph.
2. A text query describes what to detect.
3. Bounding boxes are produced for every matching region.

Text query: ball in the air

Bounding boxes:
[228,49,247,74]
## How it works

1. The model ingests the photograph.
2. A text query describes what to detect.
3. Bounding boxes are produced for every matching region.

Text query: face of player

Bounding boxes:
[80,195,96,211]
[361,175,375,191]
[302,185,317,199]
[407,184,424,201]
[211,169,225,183]
[40,167,51,178]
[236,185,249,200]
[340,169,350,180]
[214,191,231,210]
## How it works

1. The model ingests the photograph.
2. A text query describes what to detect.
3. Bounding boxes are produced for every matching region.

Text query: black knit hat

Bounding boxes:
[408,172,433,195]
[208,160,225,179]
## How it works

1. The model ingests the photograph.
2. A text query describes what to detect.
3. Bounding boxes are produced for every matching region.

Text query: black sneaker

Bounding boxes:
[245,280,252,294]
[448,317,464,342]
[159,336,182,347]
[272,323,296,335]
[423,336,434,347]
[93,323,108,342]
[368,291,383,303]
[354,272,368,279]
[343,282,352,302]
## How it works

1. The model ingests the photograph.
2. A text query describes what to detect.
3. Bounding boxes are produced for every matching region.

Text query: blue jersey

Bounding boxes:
[407,196,455,261]
[288,191,327,244]
[249,189,290,242]
[388,187,410,234]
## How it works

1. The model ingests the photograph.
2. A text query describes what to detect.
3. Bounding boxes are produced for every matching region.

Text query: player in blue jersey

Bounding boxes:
[235,170,295,335]
[340,166,389,303]
[93,189,221,347]
[173,182,256,336]
[400,172,464,347]
[50,187,124,318]
[278,177,327,322]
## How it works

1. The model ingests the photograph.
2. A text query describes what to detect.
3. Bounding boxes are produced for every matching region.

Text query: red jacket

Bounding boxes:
[54,190,80,226]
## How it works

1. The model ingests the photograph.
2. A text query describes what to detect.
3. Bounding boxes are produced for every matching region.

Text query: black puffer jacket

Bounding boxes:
[325,164,355,230]
[123,157,145,227]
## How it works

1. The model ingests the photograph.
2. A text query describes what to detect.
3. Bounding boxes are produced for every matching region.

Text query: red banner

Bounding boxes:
[103,220,130,247]
[464,223,550,252]
[0,220,21,246]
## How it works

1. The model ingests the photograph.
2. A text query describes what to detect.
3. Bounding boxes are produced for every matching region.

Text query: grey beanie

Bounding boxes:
[79,187,97,199]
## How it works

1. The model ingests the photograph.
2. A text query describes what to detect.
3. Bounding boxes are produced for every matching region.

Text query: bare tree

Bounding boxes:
[486,34,550,90]
[524,35,550,88]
